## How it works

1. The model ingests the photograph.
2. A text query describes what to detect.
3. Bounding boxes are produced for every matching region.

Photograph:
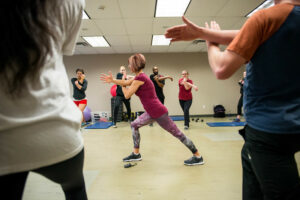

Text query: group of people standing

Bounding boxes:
[110,65,198,130]
[100,54,204,166]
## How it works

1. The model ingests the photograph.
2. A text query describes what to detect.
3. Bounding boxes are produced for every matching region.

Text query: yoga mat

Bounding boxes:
[85,122,113,129]
[170,116,184,121]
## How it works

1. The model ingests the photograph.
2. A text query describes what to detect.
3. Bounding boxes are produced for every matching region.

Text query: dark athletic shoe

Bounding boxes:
[184,156,204,166]
[123,152,142,162]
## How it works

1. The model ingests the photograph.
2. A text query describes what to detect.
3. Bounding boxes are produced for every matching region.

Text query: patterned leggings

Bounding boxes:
[130,112,198,154]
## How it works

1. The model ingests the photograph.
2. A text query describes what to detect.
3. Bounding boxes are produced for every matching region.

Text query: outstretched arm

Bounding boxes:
[100,72,134,86]
[158,76,173,81]
[184,81,198,91]
[165,16,239,45]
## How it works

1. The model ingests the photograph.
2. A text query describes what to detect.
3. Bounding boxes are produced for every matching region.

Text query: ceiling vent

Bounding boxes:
[76,42,89,46]
[192,40,205,44]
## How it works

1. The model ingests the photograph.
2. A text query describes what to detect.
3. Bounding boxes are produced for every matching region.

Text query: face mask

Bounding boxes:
[153,71,158,75]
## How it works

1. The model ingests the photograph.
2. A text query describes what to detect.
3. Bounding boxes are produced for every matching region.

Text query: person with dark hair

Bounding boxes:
[71,68,88,126]
[100,53,204,166]
[178,70,198,130]
[150,66,173,105]
[148,66,173,126]
[112,66,131,128]
[165,0,300,198]
[233,71,246,122]
[0,0,88,199]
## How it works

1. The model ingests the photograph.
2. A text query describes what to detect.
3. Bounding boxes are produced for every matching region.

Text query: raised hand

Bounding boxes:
[100,71,113,84]
[165,16,201,42]
[205,21,221,47]
[169,76,173,81]
[194,85,199,92]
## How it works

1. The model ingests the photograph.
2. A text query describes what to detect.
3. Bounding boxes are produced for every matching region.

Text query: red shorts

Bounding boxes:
[74,99,87,106]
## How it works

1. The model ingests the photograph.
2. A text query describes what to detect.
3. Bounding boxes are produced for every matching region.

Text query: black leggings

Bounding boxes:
[237,95,243,115]
[114,96,131,124]
[179,99,192,127]
[0,149,87,200]
[240,126,300,200]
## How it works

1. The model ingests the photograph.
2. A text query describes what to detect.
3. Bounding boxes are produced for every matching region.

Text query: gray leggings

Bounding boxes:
[130,112,198,154]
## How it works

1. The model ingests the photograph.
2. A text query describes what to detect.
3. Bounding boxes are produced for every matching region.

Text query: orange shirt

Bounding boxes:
[227,3,294,61]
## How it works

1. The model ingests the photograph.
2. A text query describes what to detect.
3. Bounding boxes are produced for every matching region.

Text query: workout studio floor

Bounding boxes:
[23,117,300,200]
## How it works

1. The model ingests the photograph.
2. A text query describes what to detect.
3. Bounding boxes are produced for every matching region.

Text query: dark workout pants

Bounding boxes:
[0,149,87,200]
[240,126,300,200]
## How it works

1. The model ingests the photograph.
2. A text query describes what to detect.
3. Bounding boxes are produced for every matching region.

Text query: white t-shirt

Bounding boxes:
[0,0,85,176]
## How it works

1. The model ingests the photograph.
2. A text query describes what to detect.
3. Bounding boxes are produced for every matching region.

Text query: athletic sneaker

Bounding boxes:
[112,123,117,128]
[184,126,189,130]
[233,118,240,122]
[149,123,153,127]
[184,156,204,166]
[123,152,142,162]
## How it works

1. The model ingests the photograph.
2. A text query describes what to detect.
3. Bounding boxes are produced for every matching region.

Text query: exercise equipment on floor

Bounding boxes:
[83,106,91,121]
[85,122,113,129]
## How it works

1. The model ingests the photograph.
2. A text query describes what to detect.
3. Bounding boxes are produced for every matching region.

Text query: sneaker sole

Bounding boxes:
[123,158,142,162]
[184,161,205,166]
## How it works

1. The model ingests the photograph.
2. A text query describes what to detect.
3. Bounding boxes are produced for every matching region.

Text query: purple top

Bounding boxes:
[134,73,168,119]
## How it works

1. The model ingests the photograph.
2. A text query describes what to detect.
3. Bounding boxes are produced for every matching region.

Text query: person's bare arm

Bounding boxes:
[158,76,173,81]
[205,22,246,79]
[100,72,134,86]
[165,16,239,45]
[122,80,144,99]
[154,75,164,88]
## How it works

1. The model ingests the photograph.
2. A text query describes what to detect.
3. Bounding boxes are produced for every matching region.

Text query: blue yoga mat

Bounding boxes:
[85,122,113,129]
[206,122,246,127]
[170,116,184,121]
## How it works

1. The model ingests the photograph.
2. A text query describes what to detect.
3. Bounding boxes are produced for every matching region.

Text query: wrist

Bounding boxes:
[197,26,204,38]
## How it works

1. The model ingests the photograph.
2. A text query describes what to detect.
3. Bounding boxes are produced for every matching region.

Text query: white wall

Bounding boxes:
[64,53,245,116]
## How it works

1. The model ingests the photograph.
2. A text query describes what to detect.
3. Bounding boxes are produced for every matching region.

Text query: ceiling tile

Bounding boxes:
[124,19,153,34]
[80,20,103,36]
[85,0,122,19]
[113,45,133,54]
[186,0,230,17]
[216,0,265,17]
[119,0,156,18]
[94,19,127,35]
[132,45,150,53]
[129,35,152,46]
[105,35,131,46]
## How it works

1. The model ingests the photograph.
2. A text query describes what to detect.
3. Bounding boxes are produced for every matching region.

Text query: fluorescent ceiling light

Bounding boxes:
[83,36,110,47]
[82,10,90,19]
[155,0,191,17]
[152,35,171,46]
[246,0,274,17]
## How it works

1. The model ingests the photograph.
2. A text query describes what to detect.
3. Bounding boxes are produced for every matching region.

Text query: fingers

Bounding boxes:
[165,25,185,34]
[100,73,110,83]
[206,21,221,30]
[205,22,209,29]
